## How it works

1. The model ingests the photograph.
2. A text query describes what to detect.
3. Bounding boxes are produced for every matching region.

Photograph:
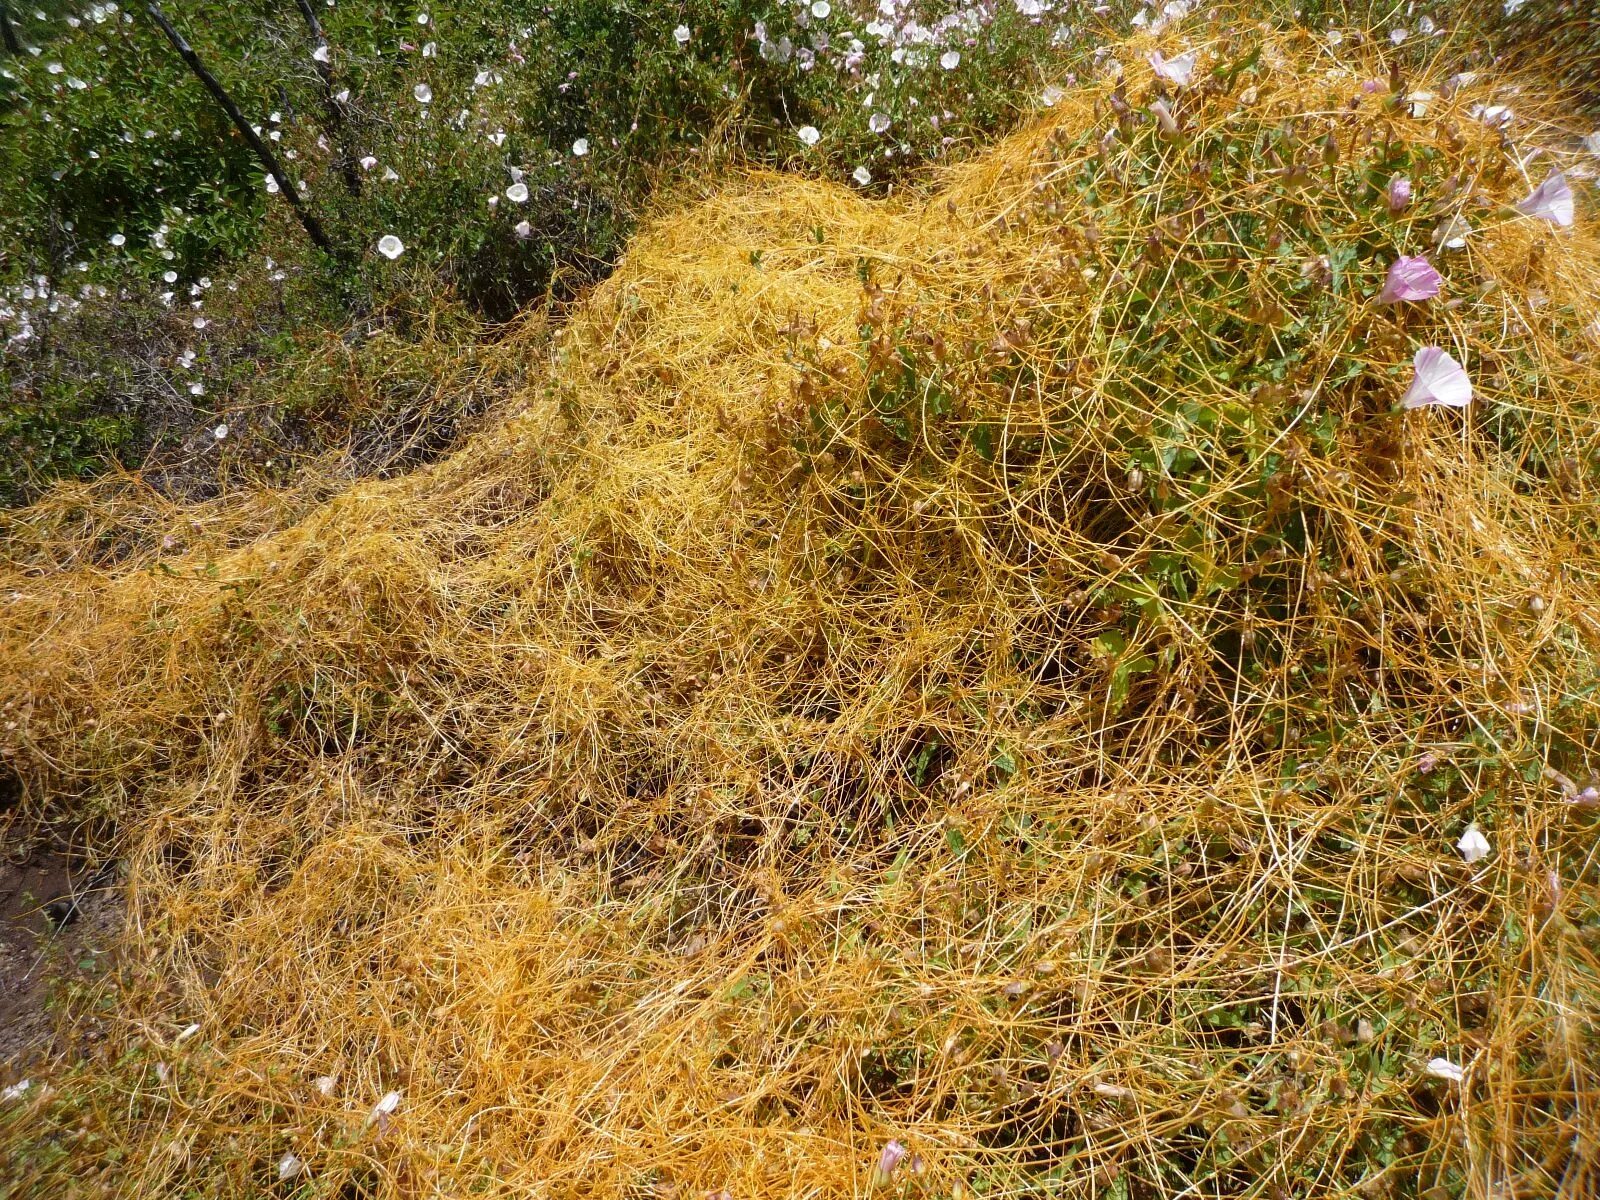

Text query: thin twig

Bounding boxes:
[291,0,362,197]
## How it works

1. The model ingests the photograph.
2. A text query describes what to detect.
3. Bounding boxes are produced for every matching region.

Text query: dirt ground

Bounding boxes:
[0,841,121,1087]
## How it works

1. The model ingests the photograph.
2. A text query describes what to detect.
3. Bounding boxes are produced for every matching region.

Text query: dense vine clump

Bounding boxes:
[3,18,1599,1200]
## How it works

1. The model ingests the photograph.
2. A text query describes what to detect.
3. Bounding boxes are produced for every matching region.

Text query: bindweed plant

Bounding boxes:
[0,0,1560,502]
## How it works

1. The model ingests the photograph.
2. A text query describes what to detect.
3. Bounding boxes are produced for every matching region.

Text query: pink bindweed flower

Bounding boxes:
[1147,49,1196,86]
[1378,255,1442,303]
[1387,174,1412,213]
[1401,346,1472,409]
[1515,170,1574,227]
[876,1140,908,1182]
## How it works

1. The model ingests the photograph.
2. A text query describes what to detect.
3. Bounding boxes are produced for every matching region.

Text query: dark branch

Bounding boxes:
[144,2,336,255]
[0,3,25,56]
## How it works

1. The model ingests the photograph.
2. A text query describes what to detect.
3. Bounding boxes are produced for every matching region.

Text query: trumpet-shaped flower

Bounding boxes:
[1457,822,1491,864]
[1516,170,1574,227]
[1378,255,1442,303]
[1147,49,1196,86]
[876,1140,908,1181]
[1426,1057,1465,1082]
[1401,346,1472,409]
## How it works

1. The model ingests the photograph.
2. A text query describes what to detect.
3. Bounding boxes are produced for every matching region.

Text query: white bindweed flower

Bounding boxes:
[572,138,589,156]
[852,165,871,185]
[1426,1057,1465,1082]
[1147,49,1196,86]
[811,1,831,16]
[422,41,436,57]
[359,155,377,170]
[514,220,532,239]
[188,382,204,396]
[1516,170,1575,227]
[1039,85,1064,108]
[312,44,329,63]
[212,425,228,440]
[506,182,529,202]
[1457,822,1491,864]
[265,175,280,194]
[373,1090,401,1117]
[1,1081,30,1102]
[940,50,960,70]
[869,112,891,134]
[1434,214,1470,250]
[110,232,126,246]
[277,1154,304,1182]
[413,82,432,103]
[674,25,690,45]
[377,234,405,259]
[1401,346,1472,409]
[1584,132,1600,158]
[797,125,820,146]
[382,166,400,182]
